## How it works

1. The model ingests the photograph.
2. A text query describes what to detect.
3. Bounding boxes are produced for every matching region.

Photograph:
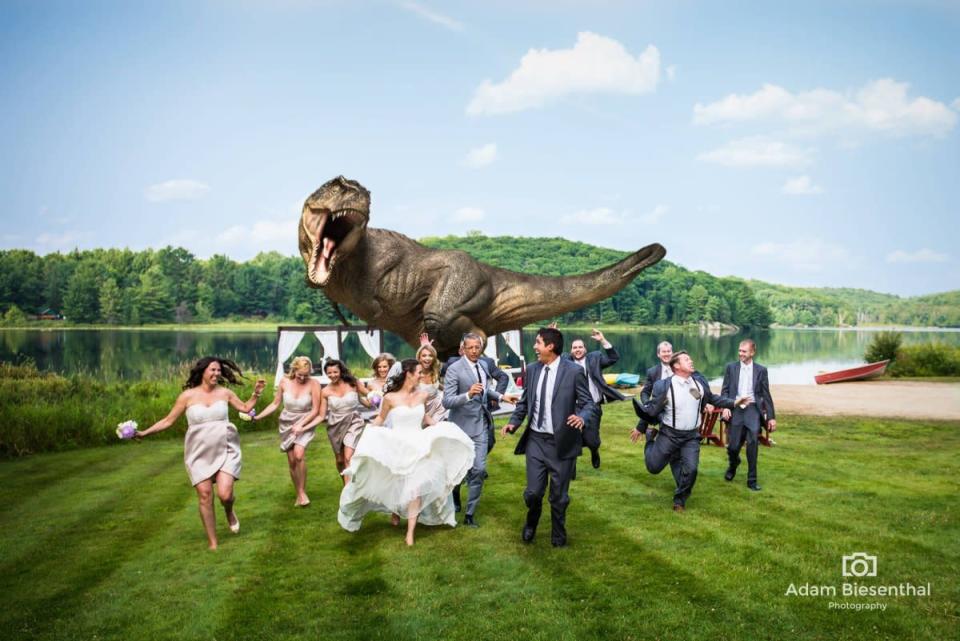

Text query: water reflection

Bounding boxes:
[1,327,957,385]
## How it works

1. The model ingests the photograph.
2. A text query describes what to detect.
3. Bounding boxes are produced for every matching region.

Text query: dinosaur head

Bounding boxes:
[300,176,370,287]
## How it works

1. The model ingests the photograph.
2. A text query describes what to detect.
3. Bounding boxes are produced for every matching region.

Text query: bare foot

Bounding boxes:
[208,543,218,550]
[405,533,414,546]
[390,514,400,527]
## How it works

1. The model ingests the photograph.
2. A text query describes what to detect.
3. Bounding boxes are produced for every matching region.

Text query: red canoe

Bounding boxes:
[814,360,890,385]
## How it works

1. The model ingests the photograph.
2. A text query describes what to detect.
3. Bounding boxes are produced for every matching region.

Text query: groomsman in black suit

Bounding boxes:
[721,339,777,491]
[639,351,744,511]
[630,341,674,443]
[562,328,624,469]
[503,327,596,547]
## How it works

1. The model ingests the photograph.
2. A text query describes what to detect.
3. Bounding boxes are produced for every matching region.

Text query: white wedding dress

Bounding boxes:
[338,404,474,531]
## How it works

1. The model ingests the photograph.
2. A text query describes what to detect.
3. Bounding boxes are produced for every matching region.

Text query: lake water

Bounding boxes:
[2,327,958,385]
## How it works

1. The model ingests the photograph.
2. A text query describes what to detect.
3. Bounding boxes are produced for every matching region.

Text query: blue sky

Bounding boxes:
[1,0,958,296]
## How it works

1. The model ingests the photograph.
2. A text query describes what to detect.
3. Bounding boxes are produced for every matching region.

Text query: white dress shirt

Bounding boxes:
[531,362,558,434]
[662,375,703,431]
[660,364,672,380]
[738,362,754,399]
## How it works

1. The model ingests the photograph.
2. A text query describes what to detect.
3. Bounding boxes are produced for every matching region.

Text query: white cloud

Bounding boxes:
[694,79,957,138]
[463,143,497,168]
[885,248,949,264]
[453,207,485,222]
[467,32,660,116]
[215,218,297,249]
[562,204,667,226]
[666,65,677,82]
[638,204,668,224]
[398,2,463,31]
[782,175,823,195]
[35,230,93,251]
[952,97,960,110]
[751,238,852,272]
[697,137,814,168]
[145,179,210,203]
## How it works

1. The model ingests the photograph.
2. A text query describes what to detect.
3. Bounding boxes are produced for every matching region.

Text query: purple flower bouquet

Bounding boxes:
[368,391,383,408]
[116,420,138,440]
[237,408,257,422]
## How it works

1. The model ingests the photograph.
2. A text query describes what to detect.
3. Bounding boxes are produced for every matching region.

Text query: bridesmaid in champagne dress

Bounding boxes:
[301,359,371,484]
[255,356,321,507]
[416,342,447,423]
[136,357,265,550]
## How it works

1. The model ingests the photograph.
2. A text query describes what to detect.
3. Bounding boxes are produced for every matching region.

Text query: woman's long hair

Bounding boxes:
[371,353,396,379]
[384,358,418,393]
[416,343,441,386]
[324,358,358,388]
[184,356,244,390]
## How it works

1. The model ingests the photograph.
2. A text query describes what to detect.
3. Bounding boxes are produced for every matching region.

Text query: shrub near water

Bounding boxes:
[890,343,960,377]
[864,330,902,363]
[0,362,274,457]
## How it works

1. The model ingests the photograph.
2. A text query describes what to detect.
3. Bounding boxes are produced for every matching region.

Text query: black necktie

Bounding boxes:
[536,366,550,428]
[475,362,485,403]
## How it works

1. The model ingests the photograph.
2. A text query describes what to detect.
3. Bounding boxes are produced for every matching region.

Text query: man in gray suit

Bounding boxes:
[502,327,596,547]
[443,333,518,527]
[721,339,777,491]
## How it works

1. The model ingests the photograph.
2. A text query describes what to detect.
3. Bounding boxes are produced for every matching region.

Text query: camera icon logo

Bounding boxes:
[842,552,878,577]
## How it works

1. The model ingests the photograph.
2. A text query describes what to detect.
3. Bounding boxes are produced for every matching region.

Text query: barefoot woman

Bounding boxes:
[136,357,265,550]
[254,356,321,507]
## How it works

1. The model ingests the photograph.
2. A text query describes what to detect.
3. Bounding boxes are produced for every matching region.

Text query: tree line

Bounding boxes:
[0,235,955,328]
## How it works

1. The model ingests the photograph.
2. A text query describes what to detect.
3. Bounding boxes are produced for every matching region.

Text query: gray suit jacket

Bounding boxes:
[442,356,505,438]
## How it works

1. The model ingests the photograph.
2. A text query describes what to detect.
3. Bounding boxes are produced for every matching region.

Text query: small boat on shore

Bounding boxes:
[814,360,890,385]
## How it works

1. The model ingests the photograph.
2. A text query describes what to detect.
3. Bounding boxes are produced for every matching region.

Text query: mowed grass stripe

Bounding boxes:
[2,411,958,641]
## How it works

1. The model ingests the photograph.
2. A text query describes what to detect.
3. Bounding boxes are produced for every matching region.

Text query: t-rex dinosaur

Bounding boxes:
[299,176,666,358]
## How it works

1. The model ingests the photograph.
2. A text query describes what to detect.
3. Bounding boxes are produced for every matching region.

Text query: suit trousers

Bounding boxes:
[644,425,702,506]
[523,431,576,543]
[727,406,761,484]
[461,427,488,517]
[581,402,602,452]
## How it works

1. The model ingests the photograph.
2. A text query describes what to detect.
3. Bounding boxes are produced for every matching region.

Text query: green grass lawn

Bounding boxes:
[1,405,957,641]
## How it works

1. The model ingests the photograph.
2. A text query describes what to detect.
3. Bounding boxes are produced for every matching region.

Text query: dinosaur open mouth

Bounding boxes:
[309,208,365,286]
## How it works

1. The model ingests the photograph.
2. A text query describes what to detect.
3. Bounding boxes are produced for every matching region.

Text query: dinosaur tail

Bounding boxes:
[485,243,666,331]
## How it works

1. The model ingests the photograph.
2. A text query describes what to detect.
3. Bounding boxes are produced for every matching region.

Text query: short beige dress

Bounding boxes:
[326,391,366,453]
[278,390,317,452]
[183,400,242,486]
[419,381,448,423]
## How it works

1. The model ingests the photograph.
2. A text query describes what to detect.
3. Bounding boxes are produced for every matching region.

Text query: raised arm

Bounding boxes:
[136,392,189,438]
[255,381,284,421]
[592,329,619,368]
[228,378,265,414]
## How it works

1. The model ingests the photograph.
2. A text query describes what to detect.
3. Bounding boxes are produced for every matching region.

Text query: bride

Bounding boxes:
[338,358,475,546]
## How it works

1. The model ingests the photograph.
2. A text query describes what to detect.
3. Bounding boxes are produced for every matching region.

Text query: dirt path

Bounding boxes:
[770,381,960,421]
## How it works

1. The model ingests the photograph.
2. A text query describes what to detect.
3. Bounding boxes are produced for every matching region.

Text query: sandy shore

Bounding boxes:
[770,381,960,421]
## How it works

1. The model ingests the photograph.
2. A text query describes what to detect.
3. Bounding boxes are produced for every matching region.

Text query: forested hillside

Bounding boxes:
[0,235,955,328]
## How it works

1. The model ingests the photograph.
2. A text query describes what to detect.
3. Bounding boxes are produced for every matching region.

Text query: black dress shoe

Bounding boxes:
[724,468,736,482]
[747,483,762,492]
[591,448,601,469]
[464,514,478,527]
[551,537,567,548]
[522,525,536,543]
[672,503,685,513]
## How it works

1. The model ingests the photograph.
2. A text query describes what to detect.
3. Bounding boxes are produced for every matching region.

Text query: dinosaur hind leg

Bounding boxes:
[423,312,486,359]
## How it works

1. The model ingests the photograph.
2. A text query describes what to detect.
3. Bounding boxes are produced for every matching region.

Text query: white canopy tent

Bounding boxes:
[274,325,384,387]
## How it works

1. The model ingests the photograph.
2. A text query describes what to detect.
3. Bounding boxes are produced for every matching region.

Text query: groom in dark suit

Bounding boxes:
[503,327,596,547]
[562,328,624,469]
[720,339,777,491]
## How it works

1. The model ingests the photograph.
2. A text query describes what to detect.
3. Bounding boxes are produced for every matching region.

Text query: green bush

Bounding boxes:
[864,330,902,363]
[889,343,960,377]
